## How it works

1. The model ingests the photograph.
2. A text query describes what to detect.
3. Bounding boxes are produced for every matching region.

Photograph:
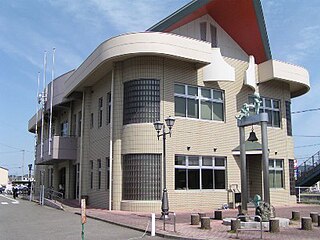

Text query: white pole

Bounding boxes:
[109,67,114,211]
[40,51,47,159]
[298,187,301,203]
[151,213,156,237]
[48,48,55,156]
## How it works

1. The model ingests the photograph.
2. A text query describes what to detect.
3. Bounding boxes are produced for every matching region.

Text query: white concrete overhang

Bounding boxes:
[202,48,235,82]
[258,60,310,98]
[64,32,214,97]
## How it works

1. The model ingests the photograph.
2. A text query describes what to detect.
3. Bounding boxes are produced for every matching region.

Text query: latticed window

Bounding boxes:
[122,154,161,200]
[269,159,284,188]
[123,79,160,125]
[286,101,292,136]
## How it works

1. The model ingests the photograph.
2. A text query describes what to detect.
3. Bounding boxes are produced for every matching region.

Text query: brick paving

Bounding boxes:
[63,202,320,239]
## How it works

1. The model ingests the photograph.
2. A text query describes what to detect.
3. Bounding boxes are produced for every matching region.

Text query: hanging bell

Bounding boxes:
[247,130,258,142]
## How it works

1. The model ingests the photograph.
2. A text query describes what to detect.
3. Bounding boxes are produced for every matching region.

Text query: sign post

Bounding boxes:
[81,198,86,240]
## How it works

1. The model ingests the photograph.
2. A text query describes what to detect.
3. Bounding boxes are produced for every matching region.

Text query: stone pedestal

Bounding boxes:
[269,218,280,233]
[310,212,318,223]
[291,211,300,221]
[214,210,223,220]
[191,214,200,225]
[301,217,312,230]
[201,217,211,229]
[231,219,240,231]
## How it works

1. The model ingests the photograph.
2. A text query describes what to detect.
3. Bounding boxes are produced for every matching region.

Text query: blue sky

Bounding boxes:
[0,0,319,175]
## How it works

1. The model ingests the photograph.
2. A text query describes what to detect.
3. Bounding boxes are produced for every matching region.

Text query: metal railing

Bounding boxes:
[296,150,320,184]
[296,186,320,204]
[44,187,64,201]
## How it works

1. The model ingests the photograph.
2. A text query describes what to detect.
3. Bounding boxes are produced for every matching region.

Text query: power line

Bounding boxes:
[295,143,320,148]
[292,107,320,114]
[0,142,33,153]
[293,135,320,138]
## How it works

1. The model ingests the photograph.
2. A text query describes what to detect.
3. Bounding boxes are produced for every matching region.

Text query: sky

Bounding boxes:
[0,0,319,175]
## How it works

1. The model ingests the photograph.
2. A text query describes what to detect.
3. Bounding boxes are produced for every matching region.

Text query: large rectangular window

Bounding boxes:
[269,159,284,188]
[210,24,217,47]
[98,97,103,128]
[122,154,161,200]
[175,155,226,190]
[123,79,160,125]
[174,84,224,121]
[289,159,295,195]
[249,96,281,127]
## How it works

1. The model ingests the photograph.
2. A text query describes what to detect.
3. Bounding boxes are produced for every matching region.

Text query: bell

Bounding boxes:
[247,130,258,142]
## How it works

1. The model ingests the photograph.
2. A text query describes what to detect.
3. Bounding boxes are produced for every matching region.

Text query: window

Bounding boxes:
[90,160,93,189]
[249,96,280,127]
[269,159,284,188]
[106,157,110,190]
[175,155,226,190]
[200,22,207,41]
[98,97,103,128]
[286,101,292,136]
[123,79,160,125]
[60,121,68,136]
[122,154,161,200]
[174,84,224,121]
[106,92,111,124]
[210,24,217,47]
[97,159,101,189]
[288,159,295,195]
[77,111,82,137]
[90,113,94,129]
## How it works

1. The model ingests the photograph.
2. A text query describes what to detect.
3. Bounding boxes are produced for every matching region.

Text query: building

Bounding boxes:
[0,166,9,187]
[28,0,310,212]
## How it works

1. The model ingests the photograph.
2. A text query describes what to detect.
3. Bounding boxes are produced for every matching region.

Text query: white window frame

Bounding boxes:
[174,155,226,190]
[174,84,224,122]
[269,159,284,188]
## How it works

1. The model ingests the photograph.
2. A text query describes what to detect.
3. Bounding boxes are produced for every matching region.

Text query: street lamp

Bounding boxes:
[153,116,175,219]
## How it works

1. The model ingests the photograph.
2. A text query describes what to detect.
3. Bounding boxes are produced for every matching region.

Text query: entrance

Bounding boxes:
[247,155,263,201]
[59,167,66,197]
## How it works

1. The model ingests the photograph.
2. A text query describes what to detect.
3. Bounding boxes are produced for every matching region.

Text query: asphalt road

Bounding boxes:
[0,194,164,240]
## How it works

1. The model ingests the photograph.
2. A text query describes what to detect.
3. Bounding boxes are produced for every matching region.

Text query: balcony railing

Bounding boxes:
[35,136,77,165]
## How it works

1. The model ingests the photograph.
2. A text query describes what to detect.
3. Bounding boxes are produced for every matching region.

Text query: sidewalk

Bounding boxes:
[63,203,320,239]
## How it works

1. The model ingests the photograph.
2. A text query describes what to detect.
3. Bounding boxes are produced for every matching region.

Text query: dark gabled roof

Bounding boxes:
[148,0,271,64]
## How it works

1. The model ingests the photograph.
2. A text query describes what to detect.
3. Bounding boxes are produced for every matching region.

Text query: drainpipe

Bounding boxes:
[79,91,85,204]
[109,66,114,211]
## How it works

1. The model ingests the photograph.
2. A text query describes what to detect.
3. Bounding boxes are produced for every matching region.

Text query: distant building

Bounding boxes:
[28,0,310,211]
[0,167,9,187]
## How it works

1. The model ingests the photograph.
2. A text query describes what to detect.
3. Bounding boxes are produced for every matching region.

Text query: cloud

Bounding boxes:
[47,0,187,33]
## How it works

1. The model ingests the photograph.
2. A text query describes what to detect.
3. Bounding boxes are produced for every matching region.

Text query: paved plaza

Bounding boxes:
[63,202,320,239]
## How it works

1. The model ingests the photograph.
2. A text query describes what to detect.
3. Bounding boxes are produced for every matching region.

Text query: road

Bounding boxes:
[0,194,165,240]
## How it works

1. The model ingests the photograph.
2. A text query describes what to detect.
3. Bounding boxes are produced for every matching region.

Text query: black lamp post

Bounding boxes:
[153,116,175,219]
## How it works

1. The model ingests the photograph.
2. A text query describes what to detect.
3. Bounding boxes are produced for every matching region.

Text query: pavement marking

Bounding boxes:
[12,201,19,204]
[0,194,19,204]
[1,202,9,205]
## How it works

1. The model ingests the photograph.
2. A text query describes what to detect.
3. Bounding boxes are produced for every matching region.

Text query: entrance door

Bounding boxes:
[247,155,263,201]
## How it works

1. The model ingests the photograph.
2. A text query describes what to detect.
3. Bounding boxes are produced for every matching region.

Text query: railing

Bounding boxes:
[296,150,320,186]
[296,186,320,204]
[45,187,64,201]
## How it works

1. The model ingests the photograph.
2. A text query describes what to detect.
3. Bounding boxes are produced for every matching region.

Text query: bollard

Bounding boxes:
[231,219,240,231]
[301,217,312,230]
[269,218,280,233]
[200,217,211,229]
[151,213,155,236]
[191,214,200,225]
[214,210,223,220]
[198,212,206,219]
[310,212,318,223]
[291,211,300,221]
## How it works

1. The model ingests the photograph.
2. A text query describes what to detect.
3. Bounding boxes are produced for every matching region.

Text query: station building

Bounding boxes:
[28,0,310,211]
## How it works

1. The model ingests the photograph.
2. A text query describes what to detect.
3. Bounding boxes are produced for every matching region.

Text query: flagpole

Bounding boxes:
[35,72,40,161]
[48,48,55,156]
[40,51,47,159]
